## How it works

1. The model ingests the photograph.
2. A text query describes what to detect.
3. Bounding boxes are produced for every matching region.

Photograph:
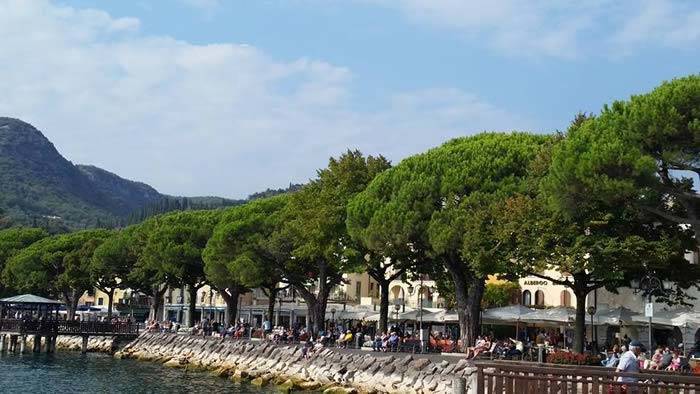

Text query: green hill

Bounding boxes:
[0,117,237,229]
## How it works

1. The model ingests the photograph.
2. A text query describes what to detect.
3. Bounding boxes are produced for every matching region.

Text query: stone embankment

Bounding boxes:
[26,335,118,352]
[115,333,477,393]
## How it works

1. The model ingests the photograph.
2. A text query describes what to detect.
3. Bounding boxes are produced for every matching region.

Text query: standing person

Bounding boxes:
[616,340,642,391]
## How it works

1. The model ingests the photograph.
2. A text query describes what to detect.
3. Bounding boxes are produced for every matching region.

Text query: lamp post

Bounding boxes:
[587,306,596,351]
[277,297,283,327]
[418,278,423,332]
[176,295,183,324]
[130,291,137,321]
[200,290,207,323]
[331,308,336,330]
[209,290,214,321]
[633,275,663,349]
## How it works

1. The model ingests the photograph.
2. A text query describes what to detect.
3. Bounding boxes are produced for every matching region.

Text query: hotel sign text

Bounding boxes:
[523,280,549,286]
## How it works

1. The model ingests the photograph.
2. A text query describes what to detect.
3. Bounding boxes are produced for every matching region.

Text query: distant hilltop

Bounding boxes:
[0,117,300,230]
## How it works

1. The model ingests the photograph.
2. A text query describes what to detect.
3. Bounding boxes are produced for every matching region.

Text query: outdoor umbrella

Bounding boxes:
[594,306,638,326]
[521,306,576,325]
[398,309,441,322]
[482,305,536,323]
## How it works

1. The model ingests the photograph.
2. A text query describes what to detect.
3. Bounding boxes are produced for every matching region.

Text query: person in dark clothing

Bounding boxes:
[659,348,673,370]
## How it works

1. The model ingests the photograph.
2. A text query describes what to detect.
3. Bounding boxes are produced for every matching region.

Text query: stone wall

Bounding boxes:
[115,333,477,393]
[24,335,119,352]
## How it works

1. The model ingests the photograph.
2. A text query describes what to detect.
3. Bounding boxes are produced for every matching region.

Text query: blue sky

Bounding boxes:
[1,0,698,197]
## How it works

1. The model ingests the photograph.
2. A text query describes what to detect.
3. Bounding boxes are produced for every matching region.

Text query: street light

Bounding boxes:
[587,305,596,351]
[633,274,663,349]
[176,295,183,324]
[130,291,137,321]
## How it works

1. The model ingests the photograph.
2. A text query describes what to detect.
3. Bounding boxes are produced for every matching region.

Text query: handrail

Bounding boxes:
[474,360,700,393]
[0,318,139,336]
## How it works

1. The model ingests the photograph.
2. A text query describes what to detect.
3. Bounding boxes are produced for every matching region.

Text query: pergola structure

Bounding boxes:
[0,294,63,320]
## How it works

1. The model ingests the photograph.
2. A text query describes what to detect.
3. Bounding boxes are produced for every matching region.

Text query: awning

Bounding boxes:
[482,305,537,324]
[0,294,62,304]
[592,305,639,326]
[521,306,576,324]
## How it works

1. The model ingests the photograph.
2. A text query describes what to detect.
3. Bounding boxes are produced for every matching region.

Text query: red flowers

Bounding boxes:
[548,350,601,366]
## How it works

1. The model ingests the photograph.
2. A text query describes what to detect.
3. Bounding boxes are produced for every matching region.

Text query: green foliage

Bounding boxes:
[0,227,49,296]
[91,228,134,292]
[125,196,241,225]
[349,133,548,267]
[499,84,700,352]
[283,150,390,284]
[246,183,303,201]
[3,229,110,300]
[348,132,549,345]
[482,281,520,308]
[140,209,222,288]
[545,75,700,241]
[204,195,288,291]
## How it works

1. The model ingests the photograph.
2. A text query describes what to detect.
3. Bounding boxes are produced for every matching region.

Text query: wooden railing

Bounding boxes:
[475,360,700,393]
[0,319,139,336]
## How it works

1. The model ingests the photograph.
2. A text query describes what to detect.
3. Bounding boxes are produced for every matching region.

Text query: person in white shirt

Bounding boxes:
[616,339,642,388]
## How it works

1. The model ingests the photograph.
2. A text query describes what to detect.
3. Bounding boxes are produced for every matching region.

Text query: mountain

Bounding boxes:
[0,117,237,229]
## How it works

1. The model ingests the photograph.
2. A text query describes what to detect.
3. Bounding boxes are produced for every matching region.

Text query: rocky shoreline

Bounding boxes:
[24,335,121,353]
[114,333,477,393]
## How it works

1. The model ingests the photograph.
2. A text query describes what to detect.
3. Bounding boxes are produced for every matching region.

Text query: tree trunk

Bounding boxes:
[573,287,589,353]
[466,276,486,343]
[220,288,240,326]
[313,289,330,335]
[148,286,166,321]
[445,257,480,352]
[107,288,114,319]
[267,288,277,324]
[62,290,78,320]
[296,286,318,333]
[378,279,390,334]
[187,285,197,327]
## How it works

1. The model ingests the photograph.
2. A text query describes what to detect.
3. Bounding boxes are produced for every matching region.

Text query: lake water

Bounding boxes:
[0,351,277,394]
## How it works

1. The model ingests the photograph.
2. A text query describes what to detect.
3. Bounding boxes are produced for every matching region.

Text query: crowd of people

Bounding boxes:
[602,342,689,373]
[140,313,700,377]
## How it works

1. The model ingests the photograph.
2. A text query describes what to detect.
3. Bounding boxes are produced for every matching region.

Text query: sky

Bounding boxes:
[0,0,698,198]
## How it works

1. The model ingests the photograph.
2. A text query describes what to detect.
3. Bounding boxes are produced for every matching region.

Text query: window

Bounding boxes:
[535,290,545,306]
[355,281,362,301]
[522,290,532,306]
[97,297,104,306]
[560,290,571,307]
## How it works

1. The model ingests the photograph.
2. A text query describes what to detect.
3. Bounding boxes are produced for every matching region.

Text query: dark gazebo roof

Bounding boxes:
[0,294,63,305]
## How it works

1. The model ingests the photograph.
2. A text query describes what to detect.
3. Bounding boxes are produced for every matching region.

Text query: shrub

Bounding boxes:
[547,350,601,366]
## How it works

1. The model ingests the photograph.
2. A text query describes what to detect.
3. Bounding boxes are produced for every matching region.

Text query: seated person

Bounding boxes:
[649,347,663,370]
[387,332,400,351]
[470,336,492,359]
[372,333,384,352]
[505,339,523,359]
[337,330,353,348]
[603,350,620,368]
[466,336,485,358]
[659,348,673,370]
[666,351,682,372]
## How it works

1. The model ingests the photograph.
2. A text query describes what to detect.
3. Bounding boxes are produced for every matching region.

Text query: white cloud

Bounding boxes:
[0,0,527,197]
[612,0,700,51]
[368,0,700,59]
